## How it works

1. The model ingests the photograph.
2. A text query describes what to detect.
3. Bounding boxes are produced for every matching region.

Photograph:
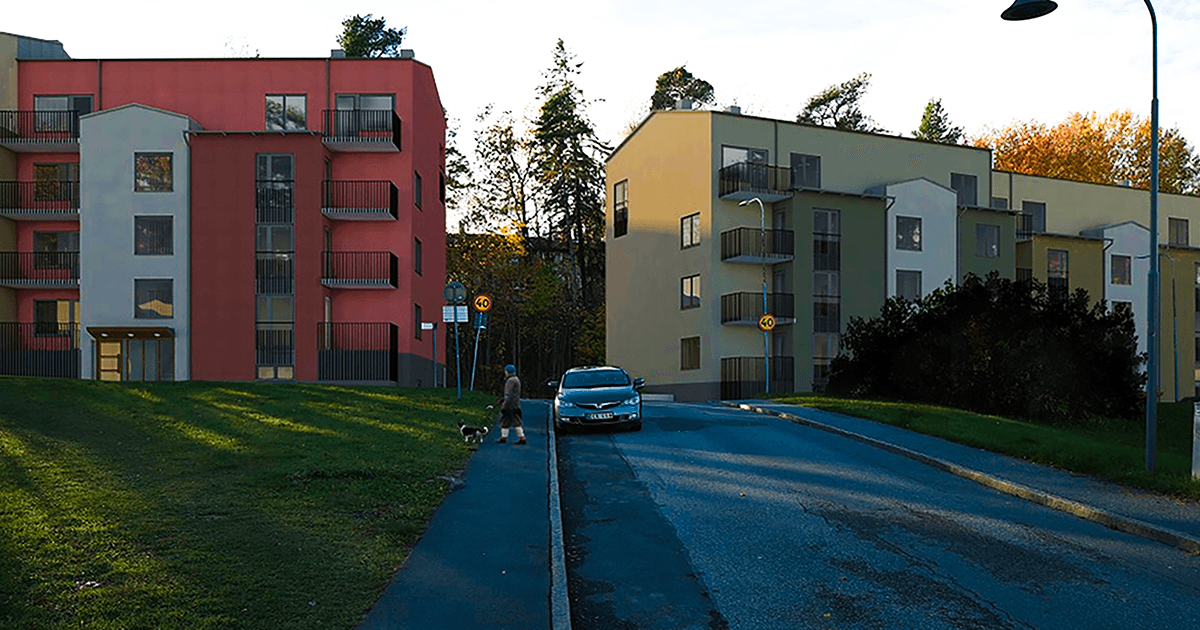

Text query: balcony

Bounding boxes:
[318,322,398,382]
[720,227,794,264]
[720,292,795,326]
[321,251,398,289]
[322,109,401,152]
[0,322,81,378]
[0,252,80,288]
[0,181,80,220]
[718,162,792,203]
[720,356,795,399]
[256,252,294,294]
[0,111,81,152]
[321,180,398,221]
[1016,213,1044,241]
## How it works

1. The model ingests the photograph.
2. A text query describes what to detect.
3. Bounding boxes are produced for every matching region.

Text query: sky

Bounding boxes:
[8,1,1200,187]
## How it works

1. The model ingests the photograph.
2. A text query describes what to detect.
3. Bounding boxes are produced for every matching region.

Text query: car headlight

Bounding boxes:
[624,395,640,406]
[558,400,576,409]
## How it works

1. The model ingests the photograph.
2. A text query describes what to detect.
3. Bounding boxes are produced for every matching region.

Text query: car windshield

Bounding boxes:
[561,370,630,389]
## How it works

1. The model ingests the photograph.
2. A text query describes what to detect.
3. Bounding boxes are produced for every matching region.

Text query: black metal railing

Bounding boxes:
[323,109,402,150]
[720,227,795,260]
[1016,213,1042,240]
[317,322,398,382]
[255,180,294,223]
[0,251,80,284]
[1048,275,1069,297]
[255,323,294,367]
[718,162,792,197]
[0,181,80,213]
[321,180,398,219]
[720,356,795,399]
[0,322,81,378]
[1016,267,1033,283]
[720,292,795,324]
[321,251,398,288]
[255,252,294,294]
[0,110,80,142]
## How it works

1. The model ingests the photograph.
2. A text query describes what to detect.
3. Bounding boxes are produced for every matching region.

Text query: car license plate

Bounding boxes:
[587,412,614,420]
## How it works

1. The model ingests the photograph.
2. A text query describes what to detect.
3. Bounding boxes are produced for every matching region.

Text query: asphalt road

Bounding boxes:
[556,401,1200,630]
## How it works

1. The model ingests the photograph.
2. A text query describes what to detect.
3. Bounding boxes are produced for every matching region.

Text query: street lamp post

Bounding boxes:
[739,196,770,394]
[1002,0,1160,471]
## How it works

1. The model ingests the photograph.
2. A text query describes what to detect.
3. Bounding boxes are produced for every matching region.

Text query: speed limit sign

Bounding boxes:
[758,313,776,332]
[474,294,493,312]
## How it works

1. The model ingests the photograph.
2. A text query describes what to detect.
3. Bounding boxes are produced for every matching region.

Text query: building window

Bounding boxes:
[790,153,821,189]
[414,171,423,209]
[1113,301,1133,315]
[1170,218,1189,246]
[813,301,840,333]
[265,94,307,131]
[681,274,700,310]
[990,197,1008,210]
[896,216,922,251]
[1019,201,1046,238]
[33,299,78,336]
[414,238,423,275]
[33,162,79,201]
[681,336,700,371]
[614,179,628,238]
[950,173,978,207]
[134,153,173,192]
[812,333,839,390]
[256,295,294,323]
[335,94,395,132]
[1048,249,1069,296]
[681,212,700,248]
[415,304,423,340]
[135,279,173,319]
[813,208,841,391]
[896,270,922,301]
[976,224,1000,258]
[1111,254,1132,285]
[33,230,78,269]
[135,216,173,255]
[34,95,91,132]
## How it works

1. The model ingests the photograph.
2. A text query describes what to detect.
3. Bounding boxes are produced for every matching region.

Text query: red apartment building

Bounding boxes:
[0,32,446,385]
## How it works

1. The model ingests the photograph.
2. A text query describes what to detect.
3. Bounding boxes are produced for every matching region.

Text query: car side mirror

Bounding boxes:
[633,377,645,390]
[547,380,559,389]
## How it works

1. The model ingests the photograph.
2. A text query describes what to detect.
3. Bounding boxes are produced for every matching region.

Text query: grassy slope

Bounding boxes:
[771,393,1200,501]
[0,378,494,630]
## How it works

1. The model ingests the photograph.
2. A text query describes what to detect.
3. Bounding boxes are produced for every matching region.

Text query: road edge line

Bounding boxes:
[724,401,1200,556]
[548,407,572,630]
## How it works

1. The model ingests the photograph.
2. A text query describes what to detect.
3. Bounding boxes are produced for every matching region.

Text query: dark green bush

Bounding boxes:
[826,272,1145,425]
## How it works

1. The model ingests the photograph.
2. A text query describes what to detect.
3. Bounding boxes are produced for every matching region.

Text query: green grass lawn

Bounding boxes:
[0,377,495,630]
[769,393,1200,501]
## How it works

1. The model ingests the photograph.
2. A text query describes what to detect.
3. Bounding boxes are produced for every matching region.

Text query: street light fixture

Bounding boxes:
[738,196,770,394]
[1002,0,1161,472]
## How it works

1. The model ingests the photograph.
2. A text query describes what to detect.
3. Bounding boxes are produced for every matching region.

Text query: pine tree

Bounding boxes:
[797,72,886,133]
[913,98,964,144]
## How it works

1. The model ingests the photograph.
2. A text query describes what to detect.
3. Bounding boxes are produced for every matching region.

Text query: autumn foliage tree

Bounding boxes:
[972,110,1200,195]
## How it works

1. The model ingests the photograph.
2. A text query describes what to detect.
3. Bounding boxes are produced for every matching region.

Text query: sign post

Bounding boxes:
[469,295,492,391]
[443,282,467,399]
[421,322,436,387]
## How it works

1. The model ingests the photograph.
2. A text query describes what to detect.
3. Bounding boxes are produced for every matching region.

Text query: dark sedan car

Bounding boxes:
[549,366,645,433]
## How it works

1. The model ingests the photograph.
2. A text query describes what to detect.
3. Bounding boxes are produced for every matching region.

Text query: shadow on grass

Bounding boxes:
[0,377,494,630]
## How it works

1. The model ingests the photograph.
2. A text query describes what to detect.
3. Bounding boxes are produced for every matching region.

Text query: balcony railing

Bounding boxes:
[720,292,795,325]
[318,322,398,382]
[0,251,80,288]
[720,356,795,400]
[255,181,294,223]
[720,227,794,263]
[322,109,402,152]
[0,111,81,151]
[0,322,81,378]
[718,162,793,202]
[321,180,398,221]
[321,251,398,289]
[1016,213,1043,241]
[255,323,294,367]
[0,181,80,220]
[1016,267,1033,283]
[256,252,294,294]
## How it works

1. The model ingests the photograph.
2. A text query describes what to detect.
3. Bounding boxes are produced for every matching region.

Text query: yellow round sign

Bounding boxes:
[758,313,776,332]
[474,294,493,312]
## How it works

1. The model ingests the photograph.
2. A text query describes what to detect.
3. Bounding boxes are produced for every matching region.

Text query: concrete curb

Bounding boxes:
[548,408,572,630]
[724,401,1200,556]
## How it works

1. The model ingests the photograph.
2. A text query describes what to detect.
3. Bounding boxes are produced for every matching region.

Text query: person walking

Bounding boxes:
[497,364,525,445]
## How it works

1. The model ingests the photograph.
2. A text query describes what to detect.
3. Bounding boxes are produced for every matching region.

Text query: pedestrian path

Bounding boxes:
[356,403,551,630]
[730,400,1200,554]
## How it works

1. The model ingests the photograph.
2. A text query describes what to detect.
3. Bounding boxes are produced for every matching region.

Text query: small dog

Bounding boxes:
[458,420,490,444]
